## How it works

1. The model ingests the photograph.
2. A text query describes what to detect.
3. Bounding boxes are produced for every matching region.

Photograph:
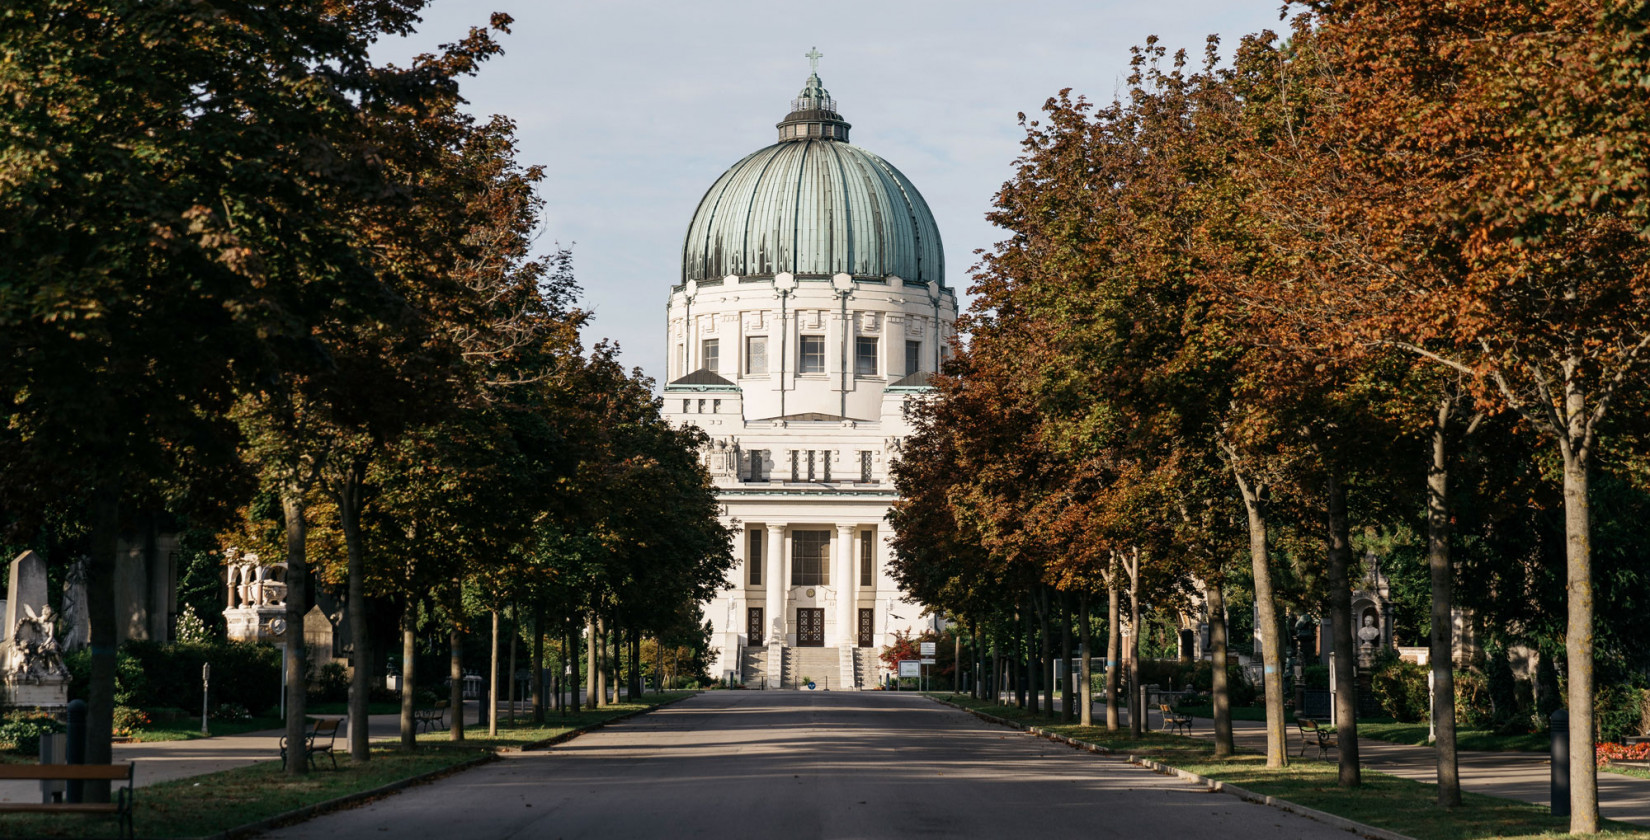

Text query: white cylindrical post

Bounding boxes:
[835,524,856,647]
[765,525,786,648]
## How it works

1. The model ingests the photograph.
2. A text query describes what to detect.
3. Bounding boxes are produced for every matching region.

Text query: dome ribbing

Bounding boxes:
[679,71,944,287]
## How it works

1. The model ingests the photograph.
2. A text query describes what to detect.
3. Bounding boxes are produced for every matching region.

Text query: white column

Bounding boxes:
[765,525,786,646]
[834,524,856,647]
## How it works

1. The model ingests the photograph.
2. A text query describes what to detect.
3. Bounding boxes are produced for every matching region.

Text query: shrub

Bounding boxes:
[112,706,150,736]
[1370,658,1429,723]
[308,662,349,704]
[1596,684,1646,744]
[1455,669,1494,730]
[1597,741,1650,766]
[0,712,63,754]
[212,702,251,721]
[67,640,281,714]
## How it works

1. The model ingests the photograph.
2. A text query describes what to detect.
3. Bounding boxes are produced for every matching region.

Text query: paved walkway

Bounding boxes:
[1015,695,1650,827]
[259,691,1353,840]
[0,698,597,803]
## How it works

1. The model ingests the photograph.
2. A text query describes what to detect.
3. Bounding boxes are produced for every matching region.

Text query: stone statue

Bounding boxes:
[9,604,68,683]
[60,557,90,651]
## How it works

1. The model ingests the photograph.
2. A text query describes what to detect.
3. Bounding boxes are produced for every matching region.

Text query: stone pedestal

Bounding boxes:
[224,606,288,643]
[5,676,68,709]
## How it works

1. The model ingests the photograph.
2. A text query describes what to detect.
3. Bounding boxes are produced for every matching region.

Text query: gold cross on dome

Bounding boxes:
[805,47,823,73]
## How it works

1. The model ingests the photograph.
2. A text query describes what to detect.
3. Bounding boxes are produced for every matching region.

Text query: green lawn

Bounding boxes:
[933,694,1646,840]
[5,692,694,838]
[1356,721,1550,753]
[1171,703,1273,722]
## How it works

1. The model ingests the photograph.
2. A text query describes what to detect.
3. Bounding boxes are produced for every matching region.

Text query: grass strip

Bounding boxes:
[4,692,694,839]
[932,694,1646,840]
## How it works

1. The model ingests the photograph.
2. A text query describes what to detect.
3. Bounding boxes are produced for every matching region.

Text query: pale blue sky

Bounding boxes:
[375,1,1288,386]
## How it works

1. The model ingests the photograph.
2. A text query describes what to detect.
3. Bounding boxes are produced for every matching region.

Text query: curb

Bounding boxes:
[182,694,698,840]
[928,696,1414,840]
[195,752,499,840]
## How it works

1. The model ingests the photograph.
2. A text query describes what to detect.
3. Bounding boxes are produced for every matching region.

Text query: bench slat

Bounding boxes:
[0,803,121,813]
[0,764,134,781]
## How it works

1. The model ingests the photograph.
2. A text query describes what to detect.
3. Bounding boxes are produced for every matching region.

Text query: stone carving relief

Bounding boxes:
[8,605,68,683]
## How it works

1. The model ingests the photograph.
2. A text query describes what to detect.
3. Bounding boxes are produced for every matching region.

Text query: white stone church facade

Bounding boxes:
[664,66,957,689]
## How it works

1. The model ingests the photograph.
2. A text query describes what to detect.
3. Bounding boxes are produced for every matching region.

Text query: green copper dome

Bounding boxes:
[680,72,944,287]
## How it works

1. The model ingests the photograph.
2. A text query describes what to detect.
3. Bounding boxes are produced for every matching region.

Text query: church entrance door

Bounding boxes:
[796,608,824,646]
[858,609,874,647]
[747,607,764,646]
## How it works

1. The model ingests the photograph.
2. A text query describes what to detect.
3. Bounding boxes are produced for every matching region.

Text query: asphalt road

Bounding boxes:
[259,691,1352,840]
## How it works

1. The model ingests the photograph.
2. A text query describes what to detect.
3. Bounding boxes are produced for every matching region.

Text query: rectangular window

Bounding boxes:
[860,530,874,587]
[749,450,768,481]
[905,340,922,375]
[712,399,721,414]
[682,400,690,414]
[822,450,831,482]
[860,451,873,483]
[806,450,816,481]
[748,529,764,586]
[791,530,831,586]
[697,398,706,413]
[855,336,878,376]
[702,339,719,373]
[746,336,767,375]
[800,335,826,373]
[790,450,800,482]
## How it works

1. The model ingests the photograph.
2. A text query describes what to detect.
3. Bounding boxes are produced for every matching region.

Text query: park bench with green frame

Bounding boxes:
[0,762,136,839]
[413,700,450,734]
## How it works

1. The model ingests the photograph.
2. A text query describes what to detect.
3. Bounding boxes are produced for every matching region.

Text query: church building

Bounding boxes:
[665,57,957,689]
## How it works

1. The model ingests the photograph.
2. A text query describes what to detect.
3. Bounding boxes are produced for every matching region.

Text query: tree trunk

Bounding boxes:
[400,597,416,751]
[585,615,597,710]
[1207,579,1234,757]
[1232,463,1288,767]
[1128,549,1143,739]
[1080,593,1094,727]
[1015,607,1028,709]
[1561,433,1597,833]
[448,624,465,741]
[84,488,120,803]
[488,609,500,736]
[1040,588,1054,719]
[338,460,370,763]
[568,623,581,714]
[1326,466,1362,787]
[532,607,545,723]
[508,606,519,726]
[597,616,609,706]
[1060,592,1073,723]
[282,492,310,774]
[1106,572,1121,732]
[1016,604,1029,706]
[1428,398,1461,806]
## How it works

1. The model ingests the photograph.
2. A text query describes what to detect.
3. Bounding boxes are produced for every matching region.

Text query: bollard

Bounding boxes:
[1551,708,1570,817]
[66,699,86,804]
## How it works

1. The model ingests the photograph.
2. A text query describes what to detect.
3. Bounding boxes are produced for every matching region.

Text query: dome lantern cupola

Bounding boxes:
[777,48,850,142]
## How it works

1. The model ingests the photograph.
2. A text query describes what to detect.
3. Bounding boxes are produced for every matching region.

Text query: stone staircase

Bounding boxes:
[838,646,858,690]
[855,647,879,689]
[740,647,773,689]
[784,646,843,689]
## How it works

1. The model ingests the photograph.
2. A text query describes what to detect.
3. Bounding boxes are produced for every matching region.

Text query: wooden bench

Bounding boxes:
[279,717,341,770]
[1159,703,1193,735]
[413,701,449,734]
[1296,717,1337,758]
[0,763,135,839]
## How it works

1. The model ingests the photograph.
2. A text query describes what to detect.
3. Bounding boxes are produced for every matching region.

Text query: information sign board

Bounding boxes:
[898,660,921,678]
[920,657,936,665]
[920,642,937,656]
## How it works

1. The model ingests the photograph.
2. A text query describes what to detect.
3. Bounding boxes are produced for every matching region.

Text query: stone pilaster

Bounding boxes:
[834,524,856,647]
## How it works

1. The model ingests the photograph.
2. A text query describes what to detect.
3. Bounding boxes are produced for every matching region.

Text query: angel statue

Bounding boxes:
[9,605,69,682]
